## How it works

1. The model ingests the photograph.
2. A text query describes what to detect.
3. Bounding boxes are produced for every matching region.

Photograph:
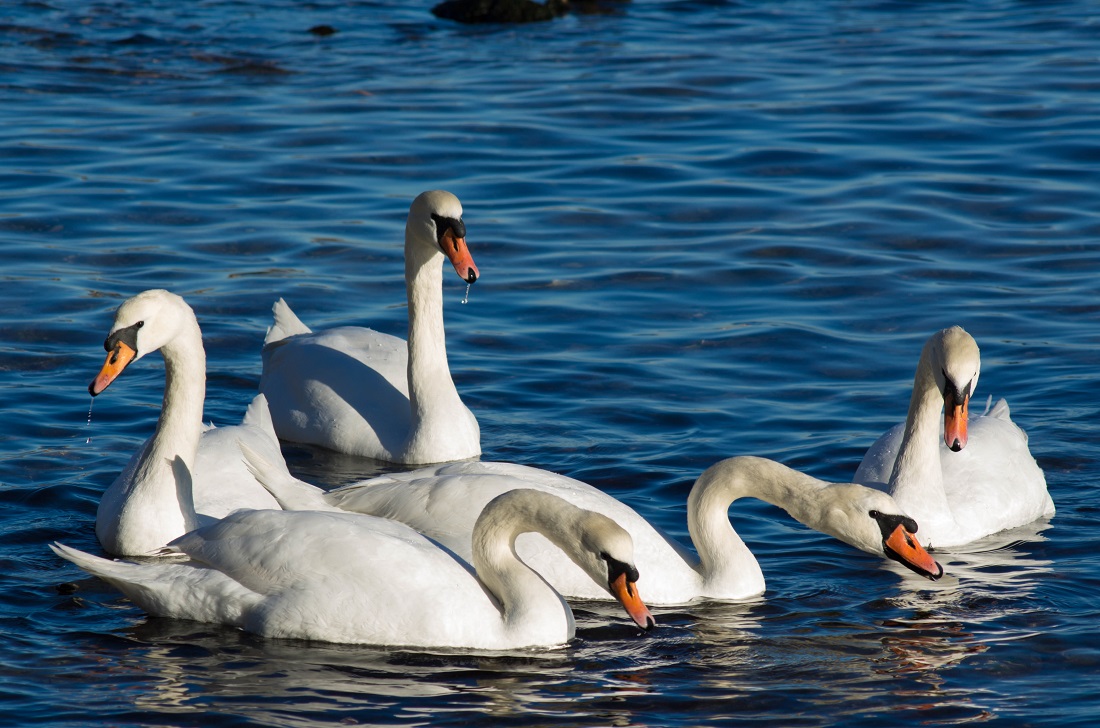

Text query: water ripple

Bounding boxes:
[1,0,1099,725]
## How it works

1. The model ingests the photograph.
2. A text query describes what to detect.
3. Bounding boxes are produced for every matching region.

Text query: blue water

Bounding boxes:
[2,0,1098,724]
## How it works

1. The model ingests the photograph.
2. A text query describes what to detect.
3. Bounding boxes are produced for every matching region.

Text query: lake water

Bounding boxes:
[2,0,1098,725]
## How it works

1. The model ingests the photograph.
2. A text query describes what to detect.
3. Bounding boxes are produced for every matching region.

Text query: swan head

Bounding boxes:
[89,290,194,396]
[818,486,944,581]
[927,326,981,452]
[476,489,655,631]
[572,511,657,631]
[869,509,944,580]
[408,190,479,284]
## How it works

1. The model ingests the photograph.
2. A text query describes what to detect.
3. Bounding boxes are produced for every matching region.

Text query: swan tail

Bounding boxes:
[264,298,312,345]
[240,393,279,442]
[984,396,1011,420]
[237,440,338,512]
[50,542,254,626]
[50,543,164,612]
[52,542,137,580]
[50,542,173,589]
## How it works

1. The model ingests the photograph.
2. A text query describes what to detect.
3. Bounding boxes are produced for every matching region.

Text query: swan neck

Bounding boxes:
[97,317,205,554]
[686,459,767,595]
[470,493,576,643]
[404,233,462,424]
[888,344,951,513]
[152,333,206,464]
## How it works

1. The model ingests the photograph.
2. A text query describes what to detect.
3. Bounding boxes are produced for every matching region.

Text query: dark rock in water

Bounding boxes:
[570,0,631,16]
[308,25,338,36]
[432,0,567,24]
[432,0,629,24]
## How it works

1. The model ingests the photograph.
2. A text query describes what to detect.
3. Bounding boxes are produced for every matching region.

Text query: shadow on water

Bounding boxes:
[82,611,667,726]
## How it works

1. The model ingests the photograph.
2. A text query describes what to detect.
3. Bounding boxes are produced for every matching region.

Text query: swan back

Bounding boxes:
[192,395,284,519]
[322,461,692,603]
[77,509,516,647]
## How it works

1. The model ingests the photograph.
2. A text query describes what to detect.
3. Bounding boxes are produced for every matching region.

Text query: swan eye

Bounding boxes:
[869,510,919,538]
[603,554,640,585]
[430,213,466,248]
[941,372,973,403]
[103,320,144,356]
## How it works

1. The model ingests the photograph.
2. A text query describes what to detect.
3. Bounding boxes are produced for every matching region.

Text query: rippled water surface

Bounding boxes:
[3,0,1099,725]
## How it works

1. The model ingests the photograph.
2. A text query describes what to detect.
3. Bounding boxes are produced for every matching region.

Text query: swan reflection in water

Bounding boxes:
[116,608,661,724]
[874,519,1053,682]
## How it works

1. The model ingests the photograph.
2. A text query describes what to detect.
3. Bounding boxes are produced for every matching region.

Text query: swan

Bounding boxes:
[258,190,480,465]
[854,326,1054,547]
[89,289,283,557]
[50,488,655,650]
[244,450,943,605]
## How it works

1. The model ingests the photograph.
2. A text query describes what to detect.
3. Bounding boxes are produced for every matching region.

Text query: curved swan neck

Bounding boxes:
[888,340,952,514]
[689,456,880,593]
[471,491,575,641]
[686,458,774,595]
[135,316,206,522]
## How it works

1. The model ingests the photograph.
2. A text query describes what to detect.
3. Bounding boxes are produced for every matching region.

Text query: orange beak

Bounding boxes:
[884,524,943,581]
[440,228,479,284]
[609,572,656,631]
[89,341,137,396]
[943,389,969,452]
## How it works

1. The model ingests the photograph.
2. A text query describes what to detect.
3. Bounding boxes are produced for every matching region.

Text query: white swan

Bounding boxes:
[245,451,943,606]
[51,489,655,650]
[89,289,283,557]
[854,326,1054,547]
[259,190,480,465]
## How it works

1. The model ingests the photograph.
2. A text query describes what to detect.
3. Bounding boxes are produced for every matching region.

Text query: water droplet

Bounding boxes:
[461,284,471,305]
[85,397,94,443]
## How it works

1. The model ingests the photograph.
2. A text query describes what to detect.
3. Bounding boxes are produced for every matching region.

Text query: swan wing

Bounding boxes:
[57,510,514,648]
[327,461,700,604]
[192,395,285,518]
[260,320,411,459]
[936,412,1053,533]
[855,402,1053,544]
